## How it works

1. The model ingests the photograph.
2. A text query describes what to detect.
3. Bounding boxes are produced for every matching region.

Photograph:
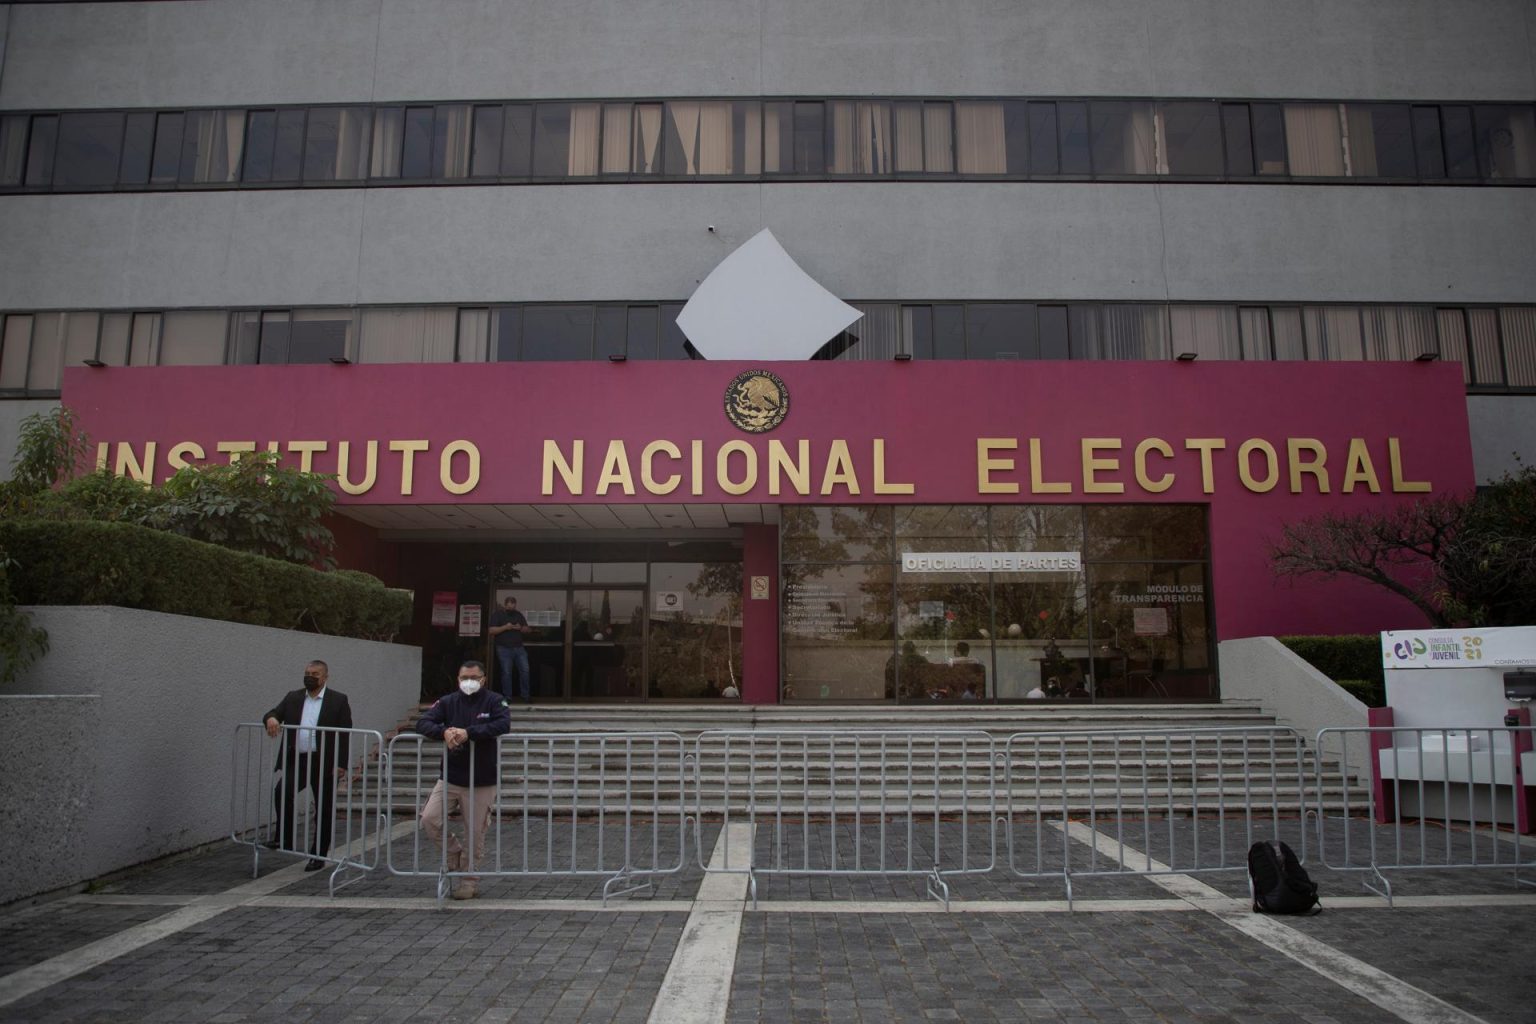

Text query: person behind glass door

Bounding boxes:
[488,595,532,703]
[263,660,353,871]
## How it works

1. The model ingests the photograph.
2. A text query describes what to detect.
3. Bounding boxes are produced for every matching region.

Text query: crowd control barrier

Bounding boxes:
[1315,725,1536,903]
[230,723,386,894]
[692,729,999,907]
[1003,727,1311,905]
[387,732,690,902]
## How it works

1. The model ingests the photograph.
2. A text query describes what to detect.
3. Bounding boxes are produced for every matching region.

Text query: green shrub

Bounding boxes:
[1279,634,1386,707]
[0,519,411,642]
[1335,678,1386,707]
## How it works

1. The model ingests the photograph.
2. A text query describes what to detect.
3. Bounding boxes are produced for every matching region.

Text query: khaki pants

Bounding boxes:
[421,779,495,876]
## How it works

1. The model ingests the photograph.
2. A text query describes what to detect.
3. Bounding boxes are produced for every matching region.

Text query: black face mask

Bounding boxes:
[303,675,322,691]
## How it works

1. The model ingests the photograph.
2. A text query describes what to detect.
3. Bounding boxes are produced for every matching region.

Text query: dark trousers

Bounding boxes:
[496,644,531,700]
[274,753,338,857]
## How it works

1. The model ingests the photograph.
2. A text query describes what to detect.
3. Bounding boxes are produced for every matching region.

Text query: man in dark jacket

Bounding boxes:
[416,659,512,899]
[263,660,353,870]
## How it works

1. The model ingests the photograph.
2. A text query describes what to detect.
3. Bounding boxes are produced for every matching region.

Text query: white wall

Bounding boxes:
[1218,636,1369,744]
[0,606,419,904]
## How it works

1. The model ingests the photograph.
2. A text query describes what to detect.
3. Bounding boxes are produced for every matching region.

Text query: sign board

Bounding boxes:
[524,608,563,628]
[750,576,770,601]
[1133,607,1169,636]
[457,604,482,637]
[655,590,685,614]
[431,591,457,628]
[901,552,1081,573]
[1382,626,1536,669]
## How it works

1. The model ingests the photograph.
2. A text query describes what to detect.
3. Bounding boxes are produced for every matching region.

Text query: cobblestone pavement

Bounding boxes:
[1,816,1532,1024]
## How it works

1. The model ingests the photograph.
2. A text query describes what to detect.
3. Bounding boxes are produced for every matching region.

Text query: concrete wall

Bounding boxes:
[2,1,1532,108]
[1218,636,1369,745]
[0,397,59,476]
[0,694,99,905]
[1467,396,1536,483]
[2,184,1533,311]
[0,605,419,904]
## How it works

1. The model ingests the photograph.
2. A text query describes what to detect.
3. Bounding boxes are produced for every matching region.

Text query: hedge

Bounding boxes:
[0,519,412,641]
[1278,634,1386,706]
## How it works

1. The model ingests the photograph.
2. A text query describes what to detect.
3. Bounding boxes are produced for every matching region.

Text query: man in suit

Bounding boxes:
[264,660,353,871]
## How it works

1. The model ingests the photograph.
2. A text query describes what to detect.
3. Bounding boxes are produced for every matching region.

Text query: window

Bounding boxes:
[522,305,594,359]
[157,311,227,365]
[1038,305,1069,359]
[1412,106,1446,179]
[357,308,455,363]
[892,101,956,174]
[793,101,826,174]
[664,101,742,175]
[24,115,58,187]
[1,315,35,390]
[1221,103,1255,176]
[0,116,28,186]
[54,112,124,189]
[828,101,893,175]
[954,101,1008,174]
[1159,102,1223,176]
[1238,307,1273,360]
[1099,306,1169,359]
[1466,309,1503,386]
[303,107,371,182]
[1090,101,1156,175]
[179,110,245,184]
[501,105,534,178]
[966,304,1036,359]
[400,106,435,178]
[1345,104,1415,178]
[1441,106,1478,178]
[1284,104,1345,176]
[1058,102,1091,174]
[532,103,600,178]
[470,105,503,177]
[1251,103,1288,175]
[1475,105,1536,180]
[1027,102,1059,175]
[1169,306,1241,360]
[1500,307,1536,386]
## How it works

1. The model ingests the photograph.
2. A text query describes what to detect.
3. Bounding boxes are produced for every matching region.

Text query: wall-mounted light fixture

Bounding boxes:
[608,353,627,363]
[893,352,913,362]
[82,358,106,368]
[1415,351,1439,362]
[328,355,351,365]
[1175,352,1198,362]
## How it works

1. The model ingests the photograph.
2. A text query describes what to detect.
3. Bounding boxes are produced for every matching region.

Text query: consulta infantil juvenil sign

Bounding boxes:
[95,434,1432,500]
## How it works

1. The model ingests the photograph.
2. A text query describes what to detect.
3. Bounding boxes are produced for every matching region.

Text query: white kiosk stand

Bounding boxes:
[1373,626,1536,833]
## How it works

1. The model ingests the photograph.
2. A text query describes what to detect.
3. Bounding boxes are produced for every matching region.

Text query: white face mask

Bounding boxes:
[458,678,483,696]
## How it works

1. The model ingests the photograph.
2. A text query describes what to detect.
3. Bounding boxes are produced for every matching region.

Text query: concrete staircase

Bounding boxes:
[366,702,1358,816]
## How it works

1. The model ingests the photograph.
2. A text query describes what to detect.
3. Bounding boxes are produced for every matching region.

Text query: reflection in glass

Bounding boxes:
[782,563,893,700]
[1084,505,1207,561]
[990,575,1088,699]
[781,506,892,562]
[1088,563,1212,700]
[571,589,644,698]
[648,563,742,698]
[895,571,990,700]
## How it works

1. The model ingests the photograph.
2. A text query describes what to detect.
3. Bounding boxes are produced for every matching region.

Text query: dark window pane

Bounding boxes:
[1162,102,1223,176]
[595,306,626,359]
[1441,105,1477,178]
[25,115,58,187]
[150,112,183,184]
[523,305,593,360]
[1475,104,1536,179]
[259,311,290,364]
[370,107,403,178]
[1,116,28,186]
[966,303,1037,359]
[493,307,521,361]
[471,105,502,177]
[118,112,154,185]
[1348,104,1414,178]
[733,101,760,175]
[532,103,571,178]
[243,110,277,182]
[1068,305,1102,358]
[401,106,434,178]
[272,109,306,181]
[1058,102,1090,174]
[179,110,243,183]
[55,111,123,188]
[793,101,824,174]
[1412,106,1446,179]
[904,305,934,359]
[1027,103,1058,174]
[432,104,472,178]
[1221,104,1254,175]
[501,104,533,177]
[304,107,340,181]
[1039,305,1069,359]
[933,304,966,359]
[763,102,795,175]
[232,311,260,364]
[1251,103,1287,175]
[1090,101,1155,175]
[625,306,659,359]
[1085,505,1208,560]
[1002,100,1029,174]
[659,303,690,359]
[288,313,350,364]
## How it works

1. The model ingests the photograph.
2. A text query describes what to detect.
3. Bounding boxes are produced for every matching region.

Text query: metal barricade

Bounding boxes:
[693,729,999,907]
[230,722,386,894]
[1315,725,1535,903]
[1004,727,1311,906]
[387,732,690,902]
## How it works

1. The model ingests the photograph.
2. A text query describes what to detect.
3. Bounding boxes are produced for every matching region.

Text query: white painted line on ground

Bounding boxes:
[252,896,696,912]
[645,822,752,1024]
[1061,822,1495,1024]
[749,899,1199,914]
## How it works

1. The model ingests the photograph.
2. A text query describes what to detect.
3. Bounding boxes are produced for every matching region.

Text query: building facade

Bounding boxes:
[2,1,1533,703]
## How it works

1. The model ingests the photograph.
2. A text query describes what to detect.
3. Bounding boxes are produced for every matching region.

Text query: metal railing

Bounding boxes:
[692,729,999,907]
[386,731,690,902]
[1315,725,1536,904]
[230,723,386,894]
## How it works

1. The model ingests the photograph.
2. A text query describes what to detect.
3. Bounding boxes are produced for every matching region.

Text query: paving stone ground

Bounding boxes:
[2,815,1533,1024]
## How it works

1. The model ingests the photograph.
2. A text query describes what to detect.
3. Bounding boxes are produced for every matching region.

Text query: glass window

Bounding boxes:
[257,310,290,363]
[895,504,988,552]
[533,103,600,178]
[1305,307,1364,360]
[24,115,58,187]
[1090,101,1156,175]
[1085,505,1207,561]
[288,310,352,363]
[594,306,626,359]
[782,562,893,701]
[501,104,533,178]
[1346,104,1414,178]
[400,106,434,178]
[931,304,966,360]
[894,571,990,699]
[781,506,892,562]
[954,101,1007,174]
[150,113,184,185]
[632,103,664,175]
[97,313,132,366]
[431,105,473,179]
[1271,307,1305,360]
[1434,308,1472,385]
[243,110,277,182]
[793,101,825,174]
[992,506,1084,552]
[304,106,371,181]
[270,109,306,181]
[23,313,64,392]
[600,103,631,175]
[357,307,455,363]
[157,311,227,365]
[1251,103,1288,175]
[59,312,98,372]
[179,110,245,184]
[471,105,503,177]
[0,315,32,390]
[370,107,403,178]
[1284,104,1344,176]
[648,562,743,698]
[453,308,488,363]
[1068,305,1102,359]
[1058,102,1091,174]
[624,306,659,359]
[491,307,521,361]
[1475,105,1536,180]
[1500,307,1536,386]
[1467,309,1504,386]
[1441,105,1478,178]
[1238,307,1272,360]
[1412,106,1446,179]
[128,312,160,366]
[1363,306,1436,361]
[116,112,154,186]
[1002,100,1029,175]
[1027,102,1059,175]
[659,303,691,359]
[965,303,1036,359]
[1100,305,1168,360]
[763,102,794,174]
[828,100,893,175]
[902,305,933,359]
[1221,103,1254,176]
[0,116,27,186]
[1088,562,1212,699]
[522,305,594,360]
[54,112,124,189]
[1039,305,1069,359]
[1159,102,1223,176]
[1169,306,1240,359]
[990,574,1088,699]
[664,101,741,175]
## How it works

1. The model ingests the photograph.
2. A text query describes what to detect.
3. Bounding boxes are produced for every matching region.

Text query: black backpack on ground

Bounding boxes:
[1247,839,1321,915]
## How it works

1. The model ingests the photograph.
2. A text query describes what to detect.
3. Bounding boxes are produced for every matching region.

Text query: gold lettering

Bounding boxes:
[337,440,378,495]
[1238,439,1279,492]
[977,438,1019,494]
[717,440,757,496]
[542,440,583,496]
[596,440,636,496]
[287,440,328,474]
[1342,438,1381,493]
[872,439,915,495]
[1389,438,1431,493]
[1287,438,1329,493]
[641,441,682,495]
[767,439,810,496]
[114,441,157,484]
[820,440,860,495]
[690,440,704,496]
[1134,438,1174,493]
[95,441,109,472]
[216,441,257,463]
[389,440,430,496]
[167,441,205,471]
[1028,438,1071,494]
[1184,438,1226,494]
[266,440,281,455]
[440,440,479,495]
[1081,438,1124,494]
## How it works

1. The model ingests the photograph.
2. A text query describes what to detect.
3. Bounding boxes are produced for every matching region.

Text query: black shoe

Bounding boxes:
[304,858,326,872]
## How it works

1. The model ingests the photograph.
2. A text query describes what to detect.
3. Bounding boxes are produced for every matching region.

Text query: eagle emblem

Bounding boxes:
[724,371,789,434]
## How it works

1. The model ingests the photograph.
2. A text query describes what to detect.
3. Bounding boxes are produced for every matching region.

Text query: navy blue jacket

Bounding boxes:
[415,687,512,787]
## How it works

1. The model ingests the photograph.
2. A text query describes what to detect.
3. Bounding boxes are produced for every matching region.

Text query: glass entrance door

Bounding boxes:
[493,587,567,701]
[570,589,645,699]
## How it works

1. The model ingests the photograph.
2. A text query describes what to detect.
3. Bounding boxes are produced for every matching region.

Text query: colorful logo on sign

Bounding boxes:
[724,370,789,434]
[1389,635,1485,664]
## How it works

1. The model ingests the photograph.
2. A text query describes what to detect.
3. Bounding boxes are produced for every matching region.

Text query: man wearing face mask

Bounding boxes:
[263,660,354,871]
[415,660,512,900]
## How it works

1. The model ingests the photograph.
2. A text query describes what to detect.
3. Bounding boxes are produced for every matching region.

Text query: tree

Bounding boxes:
[1438,466,1536,627]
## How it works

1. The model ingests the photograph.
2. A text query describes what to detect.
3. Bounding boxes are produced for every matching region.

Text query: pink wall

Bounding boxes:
[740,524,780,704]
[63,359,1474,640]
